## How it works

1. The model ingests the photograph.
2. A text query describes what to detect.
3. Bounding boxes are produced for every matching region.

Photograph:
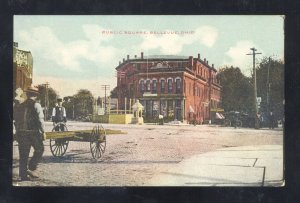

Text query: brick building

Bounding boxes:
[13,42,33,92]
[115,52,221,123]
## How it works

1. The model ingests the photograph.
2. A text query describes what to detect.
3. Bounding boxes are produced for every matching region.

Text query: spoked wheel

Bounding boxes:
[235,120,242,128]
[50,122,69,157]
[90,125,106,159]
[224,119,231,127]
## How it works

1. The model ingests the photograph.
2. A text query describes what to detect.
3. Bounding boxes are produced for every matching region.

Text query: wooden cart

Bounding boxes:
[46,122,123,159]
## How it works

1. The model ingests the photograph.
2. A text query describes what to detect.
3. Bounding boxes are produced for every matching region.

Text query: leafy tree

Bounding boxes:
[37,84,58,120]
[256,57,284,119]
[110,87,118,98]
[62,96,75,120]
[73,89,94,119]
[218,57,284,122]
[218,66,253,114]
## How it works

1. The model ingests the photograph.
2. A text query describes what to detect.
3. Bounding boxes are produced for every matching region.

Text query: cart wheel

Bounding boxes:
[236,120,242,128]
[50,122,69,157]
[90,125,106,159]
[224,119,231,127]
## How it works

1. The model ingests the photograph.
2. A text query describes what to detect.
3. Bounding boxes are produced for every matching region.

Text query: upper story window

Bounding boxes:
[175,78,181,94]
[168,78,173,93]
[160,79,165,93]
[152,80,157,94]
[146,80,150,92]
[139,80,144,93]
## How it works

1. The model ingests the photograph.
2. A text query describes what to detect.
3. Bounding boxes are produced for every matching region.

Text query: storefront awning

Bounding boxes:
[216,112,225,119]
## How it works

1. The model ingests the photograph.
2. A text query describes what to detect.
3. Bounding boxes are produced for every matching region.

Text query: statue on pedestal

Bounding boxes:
[131,99,144,125]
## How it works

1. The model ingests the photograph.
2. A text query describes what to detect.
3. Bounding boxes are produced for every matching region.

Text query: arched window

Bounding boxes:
[175,77,181,94]
[160,79,166,93]
[152,79,157,93]
[139,79,144,93]
[146,79,151,92]
[167,78,173,93]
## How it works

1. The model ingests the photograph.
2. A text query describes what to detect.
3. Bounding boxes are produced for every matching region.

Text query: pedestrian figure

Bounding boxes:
[256,112,261,129]
[233,112,239,129]
[14,86,46,181]
[269,111,275,129]
[52,98,67,131]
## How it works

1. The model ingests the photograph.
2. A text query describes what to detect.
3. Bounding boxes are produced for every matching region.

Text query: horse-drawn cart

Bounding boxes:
[46,122,124,159]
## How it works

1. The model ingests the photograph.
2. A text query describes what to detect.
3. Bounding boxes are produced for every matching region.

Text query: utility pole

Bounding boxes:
[266,57,271,114]
[101,85,110,114]
[42,82,49,121]
[247,48,262,129]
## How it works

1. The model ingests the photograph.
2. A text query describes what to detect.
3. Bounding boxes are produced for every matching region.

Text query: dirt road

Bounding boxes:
[12,122,283,186]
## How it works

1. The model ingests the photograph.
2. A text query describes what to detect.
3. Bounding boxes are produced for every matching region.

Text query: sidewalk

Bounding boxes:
[147,145,284,187]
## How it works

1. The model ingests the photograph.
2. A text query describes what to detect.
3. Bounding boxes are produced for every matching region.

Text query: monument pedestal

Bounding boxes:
[131,117,144,125]
[131,99,144,125]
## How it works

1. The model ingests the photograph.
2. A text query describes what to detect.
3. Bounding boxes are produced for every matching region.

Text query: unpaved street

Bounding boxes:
[13,122,283,186]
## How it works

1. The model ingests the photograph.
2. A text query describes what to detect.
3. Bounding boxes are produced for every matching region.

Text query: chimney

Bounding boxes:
[198,53,200,60]
[212,64,214,68]
[123,58,125,62]
[135,55,137,58]
[207,60,209,65]
[141,52,144,59]
[204,58,206,63]
[127,55,129,60]
[189,56,193,68]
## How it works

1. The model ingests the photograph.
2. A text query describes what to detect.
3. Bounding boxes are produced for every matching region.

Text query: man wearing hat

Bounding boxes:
[52,98,67,131]
[14,86,46,181]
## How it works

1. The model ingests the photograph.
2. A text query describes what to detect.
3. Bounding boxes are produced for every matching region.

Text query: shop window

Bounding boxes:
[160,100,167,116]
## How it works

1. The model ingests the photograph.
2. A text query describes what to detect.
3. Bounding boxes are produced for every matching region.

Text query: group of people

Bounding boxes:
[14,86,66,181]
[257,111,277,129]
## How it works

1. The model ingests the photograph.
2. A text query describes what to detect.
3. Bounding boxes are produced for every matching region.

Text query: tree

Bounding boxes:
[110,87,118,98]
[256,57,284,119]
[62,96,75,120]
[37,84,58,119]
[218,66,253,114]
[73,89,94,119]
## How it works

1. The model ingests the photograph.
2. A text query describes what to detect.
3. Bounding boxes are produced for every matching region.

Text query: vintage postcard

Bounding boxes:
[13,15,284,186]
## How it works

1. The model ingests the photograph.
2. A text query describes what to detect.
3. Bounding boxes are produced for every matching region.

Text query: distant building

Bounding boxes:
[115,52,222,123]
[13,42,33,91]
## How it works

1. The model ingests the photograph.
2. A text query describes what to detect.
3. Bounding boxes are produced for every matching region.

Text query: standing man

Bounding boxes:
[52,98,67,131]
[14,86,46,181]
[269,111,275,129]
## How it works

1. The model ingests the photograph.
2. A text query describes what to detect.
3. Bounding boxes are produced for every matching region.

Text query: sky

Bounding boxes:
[14,15,284,98]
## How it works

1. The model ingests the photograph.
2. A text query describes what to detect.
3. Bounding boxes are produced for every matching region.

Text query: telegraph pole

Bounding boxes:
[247,48,262,129]
[266,57,271,114]
[42,82,49,121]
[101,85,110,114]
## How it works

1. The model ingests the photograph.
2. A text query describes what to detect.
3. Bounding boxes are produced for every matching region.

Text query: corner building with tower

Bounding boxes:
[115,52,222,124]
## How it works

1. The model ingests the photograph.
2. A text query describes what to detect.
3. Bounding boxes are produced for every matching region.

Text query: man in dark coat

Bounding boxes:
[14,86,46,181]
